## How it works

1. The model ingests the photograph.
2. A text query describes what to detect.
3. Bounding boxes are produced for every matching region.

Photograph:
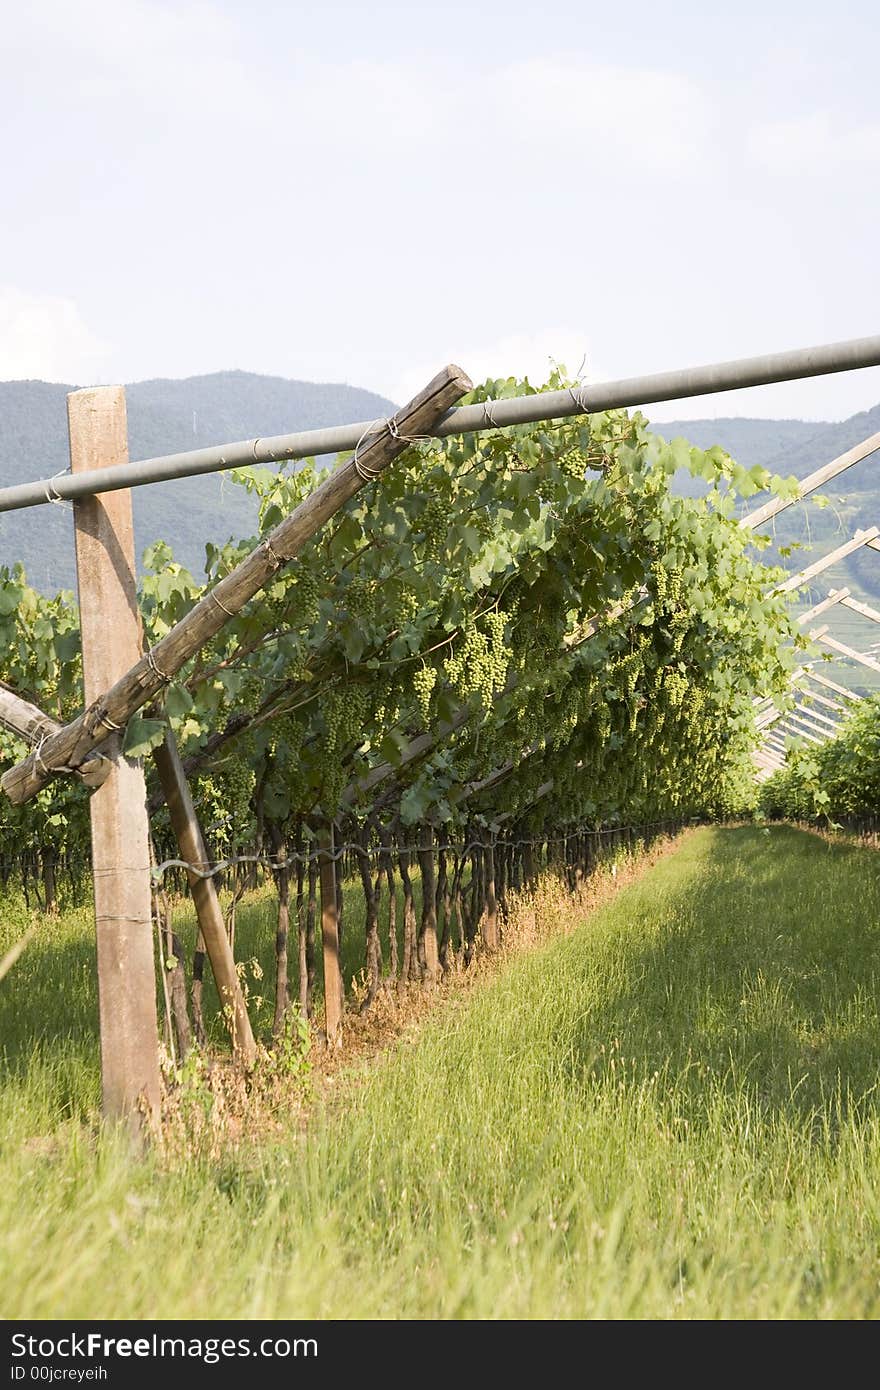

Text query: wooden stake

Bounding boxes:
[69,386,160,1137]
[318,824,343,1044]
[482,831,499,950]
[417,824,439,979]
[152,730,257,1065]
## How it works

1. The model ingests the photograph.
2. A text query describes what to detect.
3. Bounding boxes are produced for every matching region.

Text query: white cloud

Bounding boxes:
[4,0,252,114]
[750,112,880,174]
[0,288,110,383]
[281,54,710,177]
[489,59,710,173]
[388,328,606,405]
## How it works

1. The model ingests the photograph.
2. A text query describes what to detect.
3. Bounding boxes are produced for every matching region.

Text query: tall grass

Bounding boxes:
[4,826,880,1318]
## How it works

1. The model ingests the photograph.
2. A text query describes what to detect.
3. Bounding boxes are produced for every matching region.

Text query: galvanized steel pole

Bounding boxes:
[2,333,880,513]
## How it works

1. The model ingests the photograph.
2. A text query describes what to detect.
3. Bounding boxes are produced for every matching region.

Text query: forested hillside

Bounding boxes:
[653,404,880,680]
[3,371,880,618]
[0,372,395,591]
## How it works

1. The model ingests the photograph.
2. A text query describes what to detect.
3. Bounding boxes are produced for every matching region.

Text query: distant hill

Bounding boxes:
[651,407,880,692]
[4,368,880,673]
[650,414,823,470]
[0,371,396,592]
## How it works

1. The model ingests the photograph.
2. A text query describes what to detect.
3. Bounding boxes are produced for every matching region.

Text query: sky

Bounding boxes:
[2,0,879,422]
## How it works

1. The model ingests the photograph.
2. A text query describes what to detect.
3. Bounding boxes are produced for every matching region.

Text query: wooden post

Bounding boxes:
[522,838,535,890]
[417,824,439,980]
[69,386,160,1136]
[318,823,343,1044]
[482,831,499,950]
[152,730,256,1065]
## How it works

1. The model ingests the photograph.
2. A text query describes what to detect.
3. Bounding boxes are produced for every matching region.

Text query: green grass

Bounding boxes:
[4,825,880,1318]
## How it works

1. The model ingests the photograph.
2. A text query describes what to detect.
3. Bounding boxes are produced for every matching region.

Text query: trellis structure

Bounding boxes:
[3,334,880,1135]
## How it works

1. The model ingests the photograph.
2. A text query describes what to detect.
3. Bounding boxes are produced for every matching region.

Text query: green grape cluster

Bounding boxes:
[662,669,688,710]
[396,588,421,623]
[444,613,508,708]
[342,577,374,621]
[412,663,437,723]
[419,497,448,560]
[558,448,587,481]
[618,648,644,697]
[291,569,320,627]
[322,683,370,758]
[471,509,494,541]
[536,470,560,504]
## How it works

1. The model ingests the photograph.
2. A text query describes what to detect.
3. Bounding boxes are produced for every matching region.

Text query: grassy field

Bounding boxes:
[4,825,880,1318]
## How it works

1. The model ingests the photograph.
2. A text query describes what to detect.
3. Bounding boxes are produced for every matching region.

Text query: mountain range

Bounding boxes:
[0,372,396,593]
[2,372,880,635]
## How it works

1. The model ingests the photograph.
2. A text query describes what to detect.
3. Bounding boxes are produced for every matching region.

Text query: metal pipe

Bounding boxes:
[2,332,880,513]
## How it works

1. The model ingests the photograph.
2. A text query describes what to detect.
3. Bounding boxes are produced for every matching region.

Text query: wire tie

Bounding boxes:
[33,735,50,778]
[211,589,236,617]
[264,539,286,568]
[352,417,386,482]
[146,648,172,684]
[45,470,73,510]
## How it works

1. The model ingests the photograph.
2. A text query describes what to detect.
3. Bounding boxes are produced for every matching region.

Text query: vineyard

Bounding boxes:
[3,342,880,1321]
[0,366,800,1050]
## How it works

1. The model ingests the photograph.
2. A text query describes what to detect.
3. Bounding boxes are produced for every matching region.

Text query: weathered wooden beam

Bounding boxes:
[792,700,841,732]
[765,737,789,755]
[496,779,555,825]
[755,751,784,771]
[756,706,785,731]
[0,683,111,789]
[816,632,880,675]
[775,528,880,595]
[789,706,839,739]
[152,730,256,1066]
[800,667,862,701]
[797,588,849,626]
[778,716,825,744]
[2,365,472,806]
[838,592,880,625]
[69,386,161,1136]
[343,705,474,808]
[755,743,784,762]
[794,684,845,714]
[742,431,880,531]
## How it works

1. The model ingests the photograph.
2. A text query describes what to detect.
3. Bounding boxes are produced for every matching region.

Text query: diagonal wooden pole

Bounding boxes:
[0,682,110,788]
[2,365,472,807]
[152,730,256,1065]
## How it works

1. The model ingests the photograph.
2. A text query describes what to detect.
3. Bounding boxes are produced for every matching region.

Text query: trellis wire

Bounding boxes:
[151,818,689,884]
